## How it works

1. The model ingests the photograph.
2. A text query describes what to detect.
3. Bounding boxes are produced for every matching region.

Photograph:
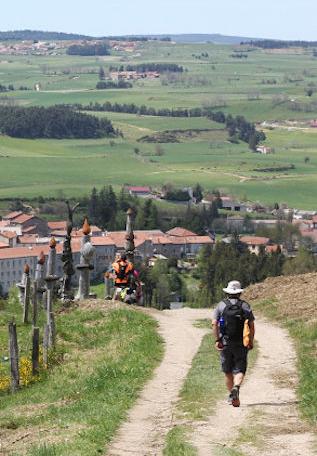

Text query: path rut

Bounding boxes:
[106,308,316,456]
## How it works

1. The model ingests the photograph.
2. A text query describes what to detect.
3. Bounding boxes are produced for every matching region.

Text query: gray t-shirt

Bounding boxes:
[213,298,255,322]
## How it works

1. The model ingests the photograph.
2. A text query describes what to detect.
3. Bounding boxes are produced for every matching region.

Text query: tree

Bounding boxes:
[193,183,203,203]
[99,66,105,80]
[88,187,98,224]
[283,246,316,275]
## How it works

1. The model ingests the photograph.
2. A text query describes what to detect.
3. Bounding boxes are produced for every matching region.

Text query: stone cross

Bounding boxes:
[75,218,95,300]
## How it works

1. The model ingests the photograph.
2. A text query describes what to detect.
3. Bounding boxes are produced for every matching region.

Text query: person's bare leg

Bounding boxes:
[231,372,244,407]
[233,372,244,387]
[225,373,234,391]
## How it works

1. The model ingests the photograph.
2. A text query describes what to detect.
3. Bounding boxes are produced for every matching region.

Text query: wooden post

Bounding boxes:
[32,327,40,376]
[8,322,19,392]
[43,324,49,368]
[49,312,56,348]
[32,280,38,327]
[23,265,31,324]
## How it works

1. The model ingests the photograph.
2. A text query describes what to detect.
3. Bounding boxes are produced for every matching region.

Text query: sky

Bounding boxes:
[2,0,317,41]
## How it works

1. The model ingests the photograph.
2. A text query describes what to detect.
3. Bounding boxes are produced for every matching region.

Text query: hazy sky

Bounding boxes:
[2,0,317,40]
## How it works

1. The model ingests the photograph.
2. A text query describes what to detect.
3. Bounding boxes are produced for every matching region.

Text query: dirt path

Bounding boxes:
[106,307,212,455]
[106,309,315,456]
[190,318,316,455]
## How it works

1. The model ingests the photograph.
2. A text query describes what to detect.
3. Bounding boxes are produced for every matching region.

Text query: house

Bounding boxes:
[221,197,247,212]
[125,186,152,198]
[166,227,197,237]
[256,145,274,154]
[0,231,18,247]
[48,221,68,233]
[10,214,48,236]
[240,236,271,255]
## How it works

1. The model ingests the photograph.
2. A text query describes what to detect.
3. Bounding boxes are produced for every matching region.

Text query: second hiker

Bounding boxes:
[212,280,255,407]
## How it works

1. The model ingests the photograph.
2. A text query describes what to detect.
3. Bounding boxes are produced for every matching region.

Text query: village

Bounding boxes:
[0,39,138,56]
[0,185,316,297]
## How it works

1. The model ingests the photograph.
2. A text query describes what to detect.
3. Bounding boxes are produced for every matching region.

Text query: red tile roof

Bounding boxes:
[166,227,197,237]
[48,221,67,230]
[167,235,214,245]
[0,231,17,239]
[240,236,270,246]
[22,225,37,234]
[3,211,23,220]
[90,236,116,246]
[13,214,34,224]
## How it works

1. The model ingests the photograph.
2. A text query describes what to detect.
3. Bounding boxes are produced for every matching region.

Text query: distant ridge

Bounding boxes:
[149,34,264,44]
[0,29,94,41]
[0,30,263,44]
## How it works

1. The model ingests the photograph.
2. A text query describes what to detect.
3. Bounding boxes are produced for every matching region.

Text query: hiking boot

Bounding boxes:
[230,386,240,407]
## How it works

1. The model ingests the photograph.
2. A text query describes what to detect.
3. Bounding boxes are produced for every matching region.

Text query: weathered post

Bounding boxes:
[32,280,38,326]
[75,218,95,300]
[61,222,75,303]
[35,251,46,306]
[32,327,40,376]
[8,322,19,392]
[22,264,31,324]
[125,208,135,263]
[16,264,28,305]
[45,238,59,347]
[43,324,49,368]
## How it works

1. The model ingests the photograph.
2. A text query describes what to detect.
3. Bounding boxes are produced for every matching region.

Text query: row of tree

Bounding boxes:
[109,63,184,73]
[67,43,110,56]
[0,84,14,92]
[96,80,133,90]
[85,185,224,234]
[75,101,265,149]
[196,240,285,305]
[0,105,116,139]
[243,40,317,49]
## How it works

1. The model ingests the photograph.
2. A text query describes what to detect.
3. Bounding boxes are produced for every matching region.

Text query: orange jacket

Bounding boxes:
[112,260,133,285]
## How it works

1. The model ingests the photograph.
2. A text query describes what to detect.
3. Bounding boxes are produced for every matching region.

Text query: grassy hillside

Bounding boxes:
[244,273,317,425]
[2,40,317,206]
[0,296,163,455]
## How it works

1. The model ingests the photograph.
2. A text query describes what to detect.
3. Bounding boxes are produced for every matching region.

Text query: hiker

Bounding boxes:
[212,280,255,407]
[112,253,134,292]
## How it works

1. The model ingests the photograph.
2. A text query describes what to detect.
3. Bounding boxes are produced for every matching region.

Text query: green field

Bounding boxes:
[1,41,317,207]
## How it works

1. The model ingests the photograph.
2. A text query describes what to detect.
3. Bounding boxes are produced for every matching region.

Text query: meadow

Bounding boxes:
[1,40,317,208]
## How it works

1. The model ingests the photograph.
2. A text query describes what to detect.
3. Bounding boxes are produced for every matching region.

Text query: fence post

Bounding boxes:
[32,327,40,376]
[32,280,38,327]
[23,264,31,324]
[49,312,56,348]
[43,324,49,368]
[8,322,19,392]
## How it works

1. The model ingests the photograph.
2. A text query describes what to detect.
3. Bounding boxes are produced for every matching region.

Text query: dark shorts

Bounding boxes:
[220,344,248,375]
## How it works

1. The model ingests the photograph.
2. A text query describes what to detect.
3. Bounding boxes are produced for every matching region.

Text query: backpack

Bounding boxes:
[221,299,246,342]
[116,262,128,280]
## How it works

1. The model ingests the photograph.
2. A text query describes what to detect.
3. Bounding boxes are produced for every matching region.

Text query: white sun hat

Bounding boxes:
[223,280,244,294]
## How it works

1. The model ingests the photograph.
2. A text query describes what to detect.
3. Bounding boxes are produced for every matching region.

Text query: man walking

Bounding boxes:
[212,280,255,407]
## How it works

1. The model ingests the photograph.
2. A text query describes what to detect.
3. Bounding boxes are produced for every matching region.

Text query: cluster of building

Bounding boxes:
[0,211,214,296]
[0,39,138,57]
[110,71,160,81]
[0,41,62,56]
